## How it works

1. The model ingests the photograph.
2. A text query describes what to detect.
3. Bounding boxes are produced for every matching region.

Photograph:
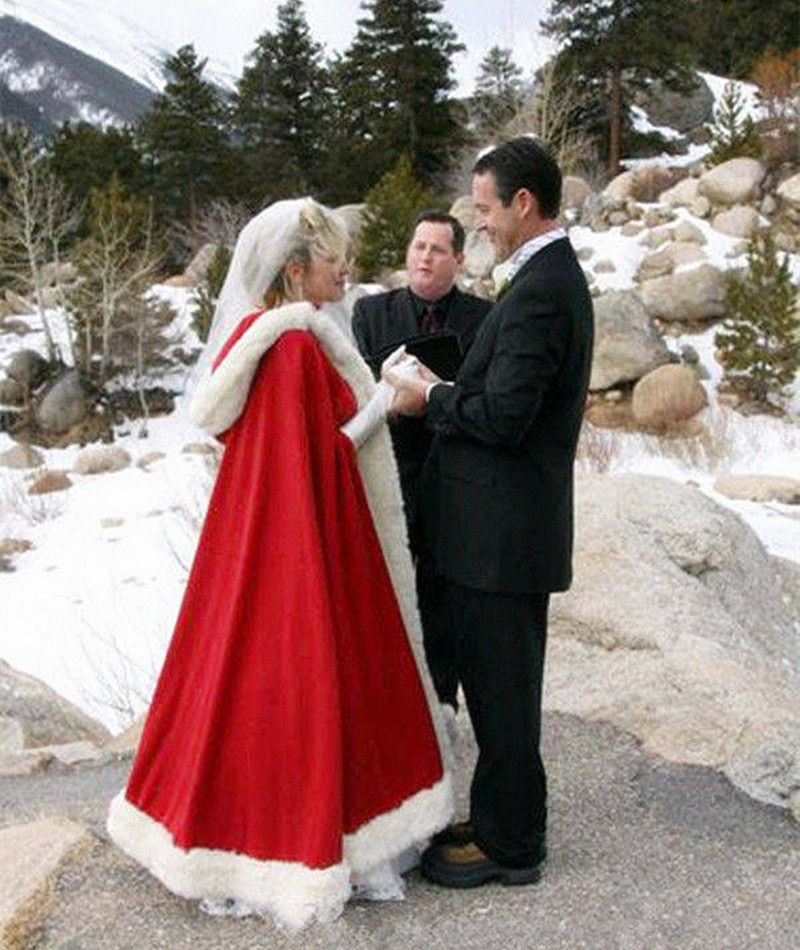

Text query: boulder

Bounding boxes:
[640,225,673,249]
[593,260,616,273]
[0,444,44,470]
[105,713,145,755]
[776,173,800,209]
[137,451,166,469]
[628,165,679,202]
[635,76,715,132]
[183,243,220,285]
[690,195,711,218]
[698,158,766,205]
[73,445,131,475]
[636,248,675,281]
[547,474,800,809]
[603,171,636,201]
[621,221,645,237]
[448,195,478,232]
[673,220,706,244]
[713,474,800,505]
[463,229,495,279]
[7,349,49,389]
[632,364,707,426]
[35,371,89,433]
[0,819,91,950]
[639,263,726,322]
[0,659,110,748]
[590,290,672,390]
[660,177,700,208]
[0,377,25,405]
[669,243,707,268]
[711,205,761,239]
[28,471,71,495]
[182,442,218,456]
[561,176,592,212]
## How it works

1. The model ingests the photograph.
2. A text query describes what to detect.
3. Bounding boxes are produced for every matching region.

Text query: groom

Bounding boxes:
[387,137,593,886]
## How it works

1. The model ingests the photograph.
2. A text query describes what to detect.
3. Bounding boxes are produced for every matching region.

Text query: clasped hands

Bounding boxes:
[381,346,441,417]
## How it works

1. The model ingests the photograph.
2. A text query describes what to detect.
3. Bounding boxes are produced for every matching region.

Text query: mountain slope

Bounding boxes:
[0,15,153,128]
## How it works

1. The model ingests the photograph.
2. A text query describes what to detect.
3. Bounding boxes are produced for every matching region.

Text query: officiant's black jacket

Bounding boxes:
[352,286,490,542]
[420,238,594,594]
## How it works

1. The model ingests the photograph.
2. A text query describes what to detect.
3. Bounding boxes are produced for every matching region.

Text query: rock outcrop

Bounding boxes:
[547,475,800,811]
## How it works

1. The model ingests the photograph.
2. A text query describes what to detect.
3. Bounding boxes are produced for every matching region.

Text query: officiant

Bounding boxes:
[353,211,490,708]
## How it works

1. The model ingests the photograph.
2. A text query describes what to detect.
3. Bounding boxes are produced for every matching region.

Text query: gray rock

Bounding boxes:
[0,377,25,405]
[660,177,700,208]
[0,659,110,748]
[183,243,220,286]
[0,443,44,470]
[776,172,800,209]
[35,371,89,434]
[713,474,800,504]
[28,470,71,495]
[448,195,477,232]
[547,474,800,809]
[7,349,49,389]
[711,205,761,239]
[621,221,645,237]
[576,246,595,261]
[635,76,715,132]
[698,158,766,205]
[73,445,131,475]
[690,195,711,218]
[0,716,24,753]
[462,229,495,279]
[673,220,706,244]
[636,248,675,282]
[680,344,700,364]
[603,170,636,201]
[639,263,726,322]
[641,225,674,249]
[561,176,592,212]
[590,290,672,390]
[593,260,616,273]
[632,363,708,426]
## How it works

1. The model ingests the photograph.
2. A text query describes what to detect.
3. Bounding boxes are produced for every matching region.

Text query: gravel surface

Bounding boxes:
[1,711,797,950]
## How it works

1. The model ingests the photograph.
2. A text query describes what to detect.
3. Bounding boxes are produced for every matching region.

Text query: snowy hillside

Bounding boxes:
[0,0,236,92]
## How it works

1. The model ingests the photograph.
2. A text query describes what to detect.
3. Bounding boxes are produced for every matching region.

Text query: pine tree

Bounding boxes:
[472,47,525,137]
[138,45,231,227]
[356,155,439,280]
[542,0,697,176]
[715,233,799,407]
[706,81,762,166]
[232,0,330,204]
[692,0,799,79]
[48,122,148,228]
[330,0,464,199]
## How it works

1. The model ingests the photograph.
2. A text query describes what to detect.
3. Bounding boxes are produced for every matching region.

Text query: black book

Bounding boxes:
[367,333,464,382]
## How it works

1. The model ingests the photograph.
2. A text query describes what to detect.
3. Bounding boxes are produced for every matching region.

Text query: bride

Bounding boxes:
[107,198,453,930]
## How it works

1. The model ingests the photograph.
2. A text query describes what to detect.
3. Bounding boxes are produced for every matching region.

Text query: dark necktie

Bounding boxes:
[420,302,444,335]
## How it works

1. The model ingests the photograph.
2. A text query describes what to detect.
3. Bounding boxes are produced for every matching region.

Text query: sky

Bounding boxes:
[25,0,556,94]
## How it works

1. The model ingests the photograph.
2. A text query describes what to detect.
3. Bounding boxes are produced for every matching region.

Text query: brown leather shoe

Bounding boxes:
[431,821,474,846]
[421,839,544,888]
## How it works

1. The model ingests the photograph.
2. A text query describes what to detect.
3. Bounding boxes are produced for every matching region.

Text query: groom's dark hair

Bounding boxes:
[410,211,466,254]
[473,137,562,219]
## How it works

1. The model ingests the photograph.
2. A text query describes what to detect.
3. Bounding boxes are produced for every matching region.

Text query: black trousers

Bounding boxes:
[433,578,549,868]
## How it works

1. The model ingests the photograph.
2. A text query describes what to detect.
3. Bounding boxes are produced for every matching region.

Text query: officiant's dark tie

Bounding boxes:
[421,302,444,335]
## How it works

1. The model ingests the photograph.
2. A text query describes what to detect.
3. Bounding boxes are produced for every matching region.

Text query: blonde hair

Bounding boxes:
[262,200,350,309]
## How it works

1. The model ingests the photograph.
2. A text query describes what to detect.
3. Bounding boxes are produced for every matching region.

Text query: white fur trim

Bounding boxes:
[108,773,451,928]
[107,792,350,931]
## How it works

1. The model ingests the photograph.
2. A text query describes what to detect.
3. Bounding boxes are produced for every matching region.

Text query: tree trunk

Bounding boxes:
[607,59,623,178]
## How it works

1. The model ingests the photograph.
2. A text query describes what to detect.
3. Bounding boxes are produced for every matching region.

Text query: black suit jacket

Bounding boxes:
[352,286,490,547]
[421,238,594,594]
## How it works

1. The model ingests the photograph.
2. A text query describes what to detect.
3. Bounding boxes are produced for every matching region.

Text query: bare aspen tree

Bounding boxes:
[0,125,81,363]
[505,59,597,175]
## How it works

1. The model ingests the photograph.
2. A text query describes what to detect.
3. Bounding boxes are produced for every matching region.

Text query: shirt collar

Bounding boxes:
[493,227,568,288]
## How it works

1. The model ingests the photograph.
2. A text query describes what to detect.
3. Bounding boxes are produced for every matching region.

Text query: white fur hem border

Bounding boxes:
[107,773,452,930]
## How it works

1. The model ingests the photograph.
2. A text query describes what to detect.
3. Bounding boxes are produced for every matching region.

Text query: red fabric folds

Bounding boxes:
[126,327,444,870]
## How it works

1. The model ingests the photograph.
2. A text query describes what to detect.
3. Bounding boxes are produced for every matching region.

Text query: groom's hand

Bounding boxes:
[385,364,439,417]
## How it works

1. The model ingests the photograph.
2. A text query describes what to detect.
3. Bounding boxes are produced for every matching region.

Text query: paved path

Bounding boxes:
[1,712,798,949]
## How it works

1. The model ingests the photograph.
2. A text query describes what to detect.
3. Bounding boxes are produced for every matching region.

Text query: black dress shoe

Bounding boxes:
[421,839,545,888]
[431,821,474,846]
